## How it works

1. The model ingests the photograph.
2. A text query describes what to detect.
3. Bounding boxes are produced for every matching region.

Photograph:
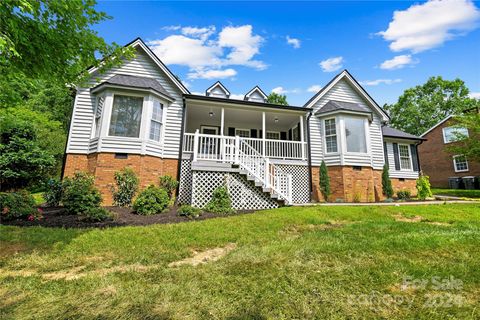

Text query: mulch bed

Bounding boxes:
[0,206,254,229]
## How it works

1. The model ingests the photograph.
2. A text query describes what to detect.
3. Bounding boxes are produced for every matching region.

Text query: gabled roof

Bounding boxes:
[87,37,190,95]
[90,74,174,101]
[382,126,426,141]
[304,69,390,122]
[315,100,371,115]
[244,86,268,102]
[420,115,454,137]
[206,81,230,97]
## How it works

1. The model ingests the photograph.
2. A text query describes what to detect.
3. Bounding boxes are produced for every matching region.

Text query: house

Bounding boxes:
[63,38,423,209]
[419,115,480,188]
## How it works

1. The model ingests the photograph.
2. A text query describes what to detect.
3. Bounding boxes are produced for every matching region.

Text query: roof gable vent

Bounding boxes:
[244,86,268,103]
[206,81,230,98]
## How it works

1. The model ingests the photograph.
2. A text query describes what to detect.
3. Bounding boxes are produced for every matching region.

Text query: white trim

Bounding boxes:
[266,131,280,140]
[442,125,469,144]
[343,116,368,155]
[200,126,220,135]
[323,117,338,154]
[398,143,413,171]
[206,81,230,97]
[421,115,453,137]
[453,155,469,173]
[244,86,267,101]
[304,70,389,121]
[107,92,146,139]
[235,128,251,138]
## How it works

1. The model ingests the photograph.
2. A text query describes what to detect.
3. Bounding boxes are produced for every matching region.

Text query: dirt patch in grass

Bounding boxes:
[281,221,347,239]
[168,243,237,267]
[1,206,254,228]
[0,242,28,258]
[393,214,451,226]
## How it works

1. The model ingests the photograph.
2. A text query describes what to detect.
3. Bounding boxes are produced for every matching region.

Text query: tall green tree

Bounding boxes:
[319,161,331,202]
[384,76,479,136]
[447,112,480,162]
[267,92,289,105]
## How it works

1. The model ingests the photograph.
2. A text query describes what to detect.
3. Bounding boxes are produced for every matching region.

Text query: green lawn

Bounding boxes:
[432,188,480,199]
[1,204,479,319]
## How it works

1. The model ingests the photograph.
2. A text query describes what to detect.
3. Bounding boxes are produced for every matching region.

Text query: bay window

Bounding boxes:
[324,118,337,153]
[108,95,143,137]
[149,99,163,142]
[344,117,367,153]
[94,96,105,137]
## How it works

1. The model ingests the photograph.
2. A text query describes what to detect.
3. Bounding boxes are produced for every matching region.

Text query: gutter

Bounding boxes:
[306,111,313,202]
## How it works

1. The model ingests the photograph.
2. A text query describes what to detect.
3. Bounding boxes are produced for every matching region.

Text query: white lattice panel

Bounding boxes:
[178,160,193,204]
[276,164,310,203]
[191,171,278,210]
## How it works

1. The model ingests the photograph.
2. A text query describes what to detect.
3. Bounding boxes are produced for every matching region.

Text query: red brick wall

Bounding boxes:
[64,153,179,205]
[391,178,417,196]
[418,118,480,188]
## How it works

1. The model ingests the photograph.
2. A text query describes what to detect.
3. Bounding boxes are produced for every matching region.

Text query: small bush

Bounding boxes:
[159,175,179,198]
[44,178,63,206]
[205,186,234,214]
[396,190,411,200]
[83,207,112,222]
[416,175,433,200]
[133,185,169,215]
[62,172,102,215]
[111,168,139,207]
[319,161,331,201]
[0,191,36,220]
[178,205,202,218]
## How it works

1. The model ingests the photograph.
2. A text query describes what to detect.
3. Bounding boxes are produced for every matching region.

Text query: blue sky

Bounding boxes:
[94,0,480,106]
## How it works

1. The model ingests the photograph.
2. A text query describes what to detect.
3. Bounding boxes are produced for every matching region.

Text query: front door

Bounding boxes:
[200,126,219,158]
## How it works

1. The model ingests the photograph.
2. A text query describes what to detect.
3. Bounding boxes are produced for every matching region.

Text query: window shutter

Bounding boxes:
[288,129,292,140]
[410,144,419,171]
[393,143,400,170]
[250,129,257,138]
[259,130,263,138]
[228,127,235,136]
[383,142,389,166]
[296,123,301,141]
[281,131,287,140]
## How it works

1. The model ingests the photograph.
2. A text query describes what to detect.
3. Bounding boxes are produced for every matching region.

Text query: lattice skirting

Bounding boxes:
[275,164,310,204]
[191,171,279,210]
[178,160,193,204]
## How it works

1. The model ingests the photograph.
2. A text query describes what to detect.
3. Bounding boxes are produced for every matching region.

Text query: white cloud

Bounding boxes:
[359,79,402,86]
[149,24,266,80]
[187,68,237,80]
[380,55,416,70]
[307,85,322,93]
[378,0,480,53]
[469,92,480,99]
[272,86,287,94]
[319,56,344,72]
[286,36,301,49]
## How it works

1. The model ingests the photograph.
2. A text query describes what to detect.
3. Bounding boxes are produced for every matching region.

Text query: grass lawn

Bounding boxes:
[1,204,479,319]
[431,188,480,199]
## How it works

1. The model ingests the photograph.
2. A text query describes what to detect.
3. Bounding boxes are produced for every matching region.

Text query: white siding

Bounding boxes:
[66,47,184,159]
[385,140,419,179]
[309,79,385,169]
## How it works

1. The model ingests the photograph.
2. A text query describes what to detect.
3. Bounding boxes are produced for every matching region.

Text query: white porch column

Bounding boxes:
[220,107,225,135]
[299,114,305,160]
[220,107,225,160]
[193,129,199,162]
[262,111,266,157]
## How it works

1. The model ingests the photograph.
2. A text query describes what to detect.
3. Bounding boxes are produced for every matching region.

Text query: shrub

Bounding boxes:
[319,161,331,201]
[159,175,179,198]
[44,178,63,206]
[382,164,394,198]
[111,168,139,207]
[0,191,37,220]
[133,185,169,215]
[178,205,202,218]
[396,190,411,200]
[205,186,234,214]
[62,172,102,215]
[416,175,433,200]
[82,207,112,222]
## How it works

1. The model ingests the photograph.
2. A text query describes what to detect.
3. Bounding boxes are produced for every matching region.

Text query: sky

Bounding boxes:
[94,0,480,106]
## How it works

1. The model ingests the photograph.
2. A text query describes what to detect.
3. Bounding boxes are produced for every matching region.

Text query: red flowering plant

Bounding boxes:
[28,208,44,221]
[0,191,36,221]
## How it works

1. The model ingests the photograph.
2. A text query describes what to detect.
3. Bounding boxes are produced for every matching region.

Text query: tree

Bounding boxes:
[382,164,394,198]
[384,76,479,136]
[0,114,55,191]
[446,112,480,162]
[267,92,289,105]
[319,161,331,201]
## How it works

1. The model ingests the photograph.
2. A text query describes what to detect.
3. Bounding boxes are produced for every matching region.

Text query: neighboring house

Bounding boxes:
[419,115,480,188]
[63,38,423,208]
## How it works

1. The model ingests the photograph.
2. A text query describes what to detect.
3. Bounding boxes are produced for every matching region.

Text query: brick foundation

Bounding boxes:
[311,166,384,202]
[391,178,417,197]
[64,153,179,205]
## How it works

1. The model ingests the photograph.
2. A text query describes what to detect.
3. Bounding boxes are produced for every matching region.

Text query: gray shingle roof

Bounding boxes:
[93,74,173,100]
[315,100,372,115]
[382,126,425,140]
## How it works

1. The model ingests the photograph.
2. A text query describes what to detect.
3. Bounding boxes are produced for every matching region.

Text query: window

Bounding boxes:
[109,95,143,137]
[443,126,469,143]
[398,144,412,170]
[324,118,337,153]
[453,155,469,172]
[266,131,280,140]
[344,117,367,153]
[149,100,163,142]
[94,96,105,137]
[235,128,250,138]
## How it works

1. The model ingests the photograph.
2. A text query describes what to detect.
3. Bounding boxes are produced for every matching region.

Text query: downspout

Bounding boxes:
[60,88,77,180]
[306,111,313,202]
[415,140,424,174]
[175,97,187,199]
